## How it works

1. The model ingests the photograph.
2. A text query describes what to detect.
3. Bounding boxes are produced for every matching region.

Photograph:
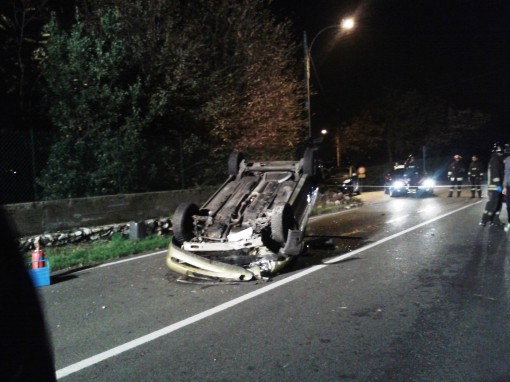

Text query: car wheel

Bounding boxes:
[172,202,199,245]
[228,152,244,176]
[271,203,295,245]
[302,148,316,178]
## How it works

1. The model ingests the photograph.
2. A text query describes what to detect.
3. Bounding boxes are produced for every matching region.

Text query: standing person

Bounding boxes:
[468,155,484,198]
[480,143,505,227]
[404,154,420,188]
[447,154,465,197]
[503,144,510,232]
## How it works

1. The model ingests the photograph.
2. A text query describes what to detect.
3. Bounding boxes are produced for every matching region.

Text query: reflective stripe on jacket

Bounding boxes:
[468,161,484,178]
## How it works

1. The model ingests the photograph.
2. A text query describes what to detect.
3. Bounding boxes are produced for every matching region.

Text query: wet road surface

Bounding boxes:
[39,189,510,381]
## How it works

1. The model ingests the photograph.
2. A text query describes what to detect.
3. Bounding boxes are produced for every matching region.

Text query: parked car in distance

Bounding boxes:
[323,166,361,196]
[340,175,361,196]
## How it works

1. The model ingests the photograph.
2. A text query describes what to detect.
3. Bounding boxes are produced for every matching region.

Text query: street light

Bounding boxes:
[304,17,355,140]
[341,17,355,30]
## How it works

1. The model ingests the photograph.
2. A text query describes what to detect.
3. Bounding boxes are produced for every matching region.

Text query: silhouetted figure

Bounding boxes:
[0,207,56,381]
[480,143,505,227]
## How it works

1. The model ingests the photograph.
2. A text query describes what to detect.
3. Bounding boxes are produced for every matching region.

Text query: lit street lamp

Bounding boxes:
[304,17,355,140]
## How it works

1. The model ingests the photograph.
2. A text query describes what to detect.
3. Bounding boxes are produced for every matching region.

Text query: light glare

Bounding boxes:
[422,179,435,188]
[341,17,355,30]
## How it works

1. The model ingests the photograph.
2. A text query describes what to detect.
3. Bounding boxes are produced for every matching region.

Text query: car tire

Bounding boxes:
[228,152,244,176]
[172,202,199,245]
[302,147,316,178]
[271,203,295,245]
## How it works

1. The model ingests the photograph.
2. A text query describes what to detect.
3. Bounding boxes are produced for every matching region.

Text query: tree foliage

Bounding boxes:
[38,10,162,198]
[36,0,305,199]
[339,90,489,165]
[187,0,305,159]
[336,114,384,165]
[79,0,306,160]
[0,0,51,128]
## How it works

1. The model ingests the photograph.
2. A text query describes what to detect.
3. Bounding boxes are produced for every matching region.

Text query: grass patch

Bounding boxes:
[27,234,171,272]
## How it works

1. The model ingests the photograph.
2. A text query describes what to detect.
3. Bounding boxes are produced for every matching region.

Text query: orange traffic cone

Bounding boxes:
[31,241,45,269]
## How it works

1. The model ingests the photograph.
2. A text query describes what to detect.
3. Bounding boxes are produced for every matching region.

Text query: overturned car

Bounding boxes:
[166,149,319,282]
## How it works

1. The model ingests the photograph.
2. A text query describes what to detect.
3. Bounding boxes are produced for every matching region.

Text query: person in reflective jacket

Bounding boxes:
[447,154,465,197]
[480,143,505,227]
[468,155,484,198]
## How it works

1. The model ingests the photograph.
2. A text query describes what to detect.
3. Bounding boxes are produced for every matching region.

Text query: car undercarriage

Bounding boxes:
[166,149,319,282]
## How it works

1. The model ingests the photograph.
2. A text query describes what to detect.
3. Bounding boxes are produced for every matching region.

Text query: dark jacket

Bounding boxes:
[504,156,510,186]
[447,160,465,179]
[468,160,484,179]
[487,153,504,191]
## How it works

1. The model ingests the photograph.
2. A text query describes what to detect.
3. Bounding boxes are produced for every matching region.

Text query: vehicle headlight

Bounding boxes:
[422,178,435,188]
[392,180,405,188]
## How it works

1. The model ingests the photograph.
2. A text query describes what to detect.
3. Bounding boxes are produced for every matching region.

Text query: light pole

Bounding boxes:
[169,130,185,189]
[304,17,355,140]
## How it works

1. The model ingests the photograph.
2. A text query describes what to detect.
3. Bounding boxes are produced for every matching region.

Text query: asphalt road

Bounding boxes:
[38,188,510,381]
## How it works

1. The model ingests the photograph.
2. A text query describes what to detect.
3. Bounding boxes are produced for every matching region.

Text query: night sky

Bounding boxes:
[273,0,510,152]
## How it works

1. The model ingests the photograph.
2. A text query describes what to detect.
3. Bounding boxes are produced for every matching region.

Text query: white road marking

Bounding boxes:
[386,214,410,223]
[56,200,482,379]
[73,250,167,275]
[97,250,167,267]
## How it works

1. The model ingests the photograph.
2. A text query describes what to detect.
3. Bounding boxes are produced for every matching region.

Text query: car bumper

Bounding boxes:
[390,187,407,195]
[166,239,291,282]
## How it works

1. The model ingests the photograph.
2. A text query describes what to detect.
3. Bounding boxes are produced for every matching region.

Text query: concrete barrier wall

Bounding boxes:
[4,187,218,237]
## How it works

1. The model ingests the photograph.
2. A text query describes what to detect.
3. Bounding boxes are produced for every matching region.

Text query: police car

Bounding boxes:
[385,163,435,197]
